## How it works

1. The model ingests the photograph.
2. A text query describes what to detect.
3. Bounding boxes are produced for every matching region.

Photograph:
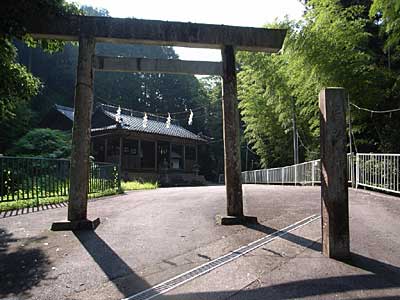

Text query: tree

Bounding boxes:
[8,128,71,158]
[0,0,80,152]
[238,49,294,167]
[197,76,224,179]
[14,5,210,129]
[237,0,400,167]
[0,39,40,152]
[4,4,211,159]
[370,0,400,49]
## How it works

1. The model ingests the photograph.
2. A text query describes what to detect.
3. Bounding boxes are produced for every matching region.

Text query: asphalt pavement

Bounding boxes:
[0,185,399,300]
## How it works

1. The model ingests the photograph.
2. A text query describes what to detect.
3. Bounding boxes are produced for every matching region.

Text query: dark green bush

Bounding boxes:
[8,128,71,158]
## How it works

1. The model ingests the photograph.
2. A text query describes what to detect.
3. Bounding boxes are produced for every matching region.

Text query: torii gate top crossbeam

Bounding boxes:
[28,15,286,52]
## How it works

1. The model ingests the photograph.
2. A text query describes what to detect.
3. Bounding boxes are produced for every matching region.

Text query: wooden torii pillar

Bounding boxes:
[26,15,285,230]
[320,87,350,259]
[52,35,99,230]
[215,46,257,225]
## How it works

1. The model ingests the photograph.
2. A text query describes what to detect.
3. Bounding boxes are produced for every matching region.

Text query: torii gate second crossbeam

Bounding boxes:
[25,15,286,229]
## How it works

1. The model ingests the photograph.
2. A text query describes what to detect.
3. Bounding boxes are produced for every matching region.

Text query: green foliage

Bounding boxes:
[0,0,80,152]
[0,39,41,153]
[12,5,209,131]
[239,59,294,167]
[198,76,224,178]
[0,39,41,152]
[370,0,400,49]
[1,0,81,53]
[0,3,221,178]
[0,39,40,121]
[2,4,209,156]
[9,128,71,158]
[238,0,400,167]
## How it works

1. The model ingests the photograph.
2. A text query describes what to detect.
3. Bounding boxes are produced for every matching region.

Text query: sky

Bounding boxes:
[68,0,305,61]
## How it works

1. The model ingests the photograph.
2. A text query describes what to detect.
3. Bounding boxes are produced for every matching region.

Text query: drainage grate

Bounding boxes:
[122,214,321,300]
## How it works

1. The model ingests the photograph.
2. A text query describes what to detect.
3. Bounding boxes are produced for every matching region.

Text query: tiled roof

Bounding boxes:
[52,103,206,142]
[54,104,74,121]
[94,105,206,142]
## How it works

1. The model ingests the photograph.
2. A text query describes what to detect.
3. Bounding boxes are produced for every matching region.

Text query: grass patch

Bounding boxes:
[0,189,118,212]
[121,180,158,191]
[0,181,157,212]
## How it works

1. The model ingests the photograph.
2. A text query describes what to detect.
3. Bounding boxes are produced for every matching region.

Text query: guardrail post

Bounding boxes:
[349,154,354,188]
[320,87,350,259]
[383,156,386,188]
[311,162,315,186]
[356,154,359,189]
[397,156,399,192]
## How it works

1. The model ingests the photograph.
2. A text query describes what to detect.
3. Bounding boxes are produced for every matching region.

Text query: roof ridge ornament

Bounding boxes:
[166,113,171,128]
[115,106,121,122]
[115,105,124,128]
[188,109,193,125]
[143,112,148,128]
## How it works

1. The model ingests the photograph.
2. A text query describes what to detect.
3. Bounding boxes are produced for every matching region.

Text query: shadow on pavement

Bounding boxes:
[245,221,400,284]
[1,202,68,219]
[171,275,400,300]
[73,221,400,300]
[158,222,400,299]
[74,230,151,297]
[246,221,322,251]
[0,227,50,298]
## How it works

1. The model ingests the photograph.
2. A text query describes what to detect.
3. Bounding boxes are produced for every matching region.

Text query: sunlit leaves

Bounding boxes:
[0,39,40,122]
[370,0,400,49]
[237,0,385,166]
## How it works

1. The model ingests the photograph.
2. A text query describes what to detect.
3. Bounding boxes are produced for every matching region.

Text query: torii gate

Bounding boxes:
[28,15,286,228]
[27,15,349,259]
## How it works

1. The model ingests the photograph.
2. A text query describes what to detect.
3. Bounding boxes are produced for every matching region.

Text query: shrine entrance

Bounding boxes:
[26,14,349,259]
[27,15,285,226]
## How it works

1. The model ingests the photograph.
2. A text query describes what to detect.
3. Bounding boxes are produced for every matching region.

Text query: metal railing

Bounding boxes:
[356,153,400,194]
[243,153,400,195]
[0,156,120,203]
[242,153,361,188]
[242,156,350,186]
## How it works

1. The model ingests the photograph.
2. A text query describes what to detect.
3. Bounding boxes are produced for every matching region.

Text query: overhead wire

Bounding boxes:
[95,95,209,117]
[297,131,319,155]
[246,145,258,156]
[346,98,400,153]
[349,101,397,153]
[350,102,400,114]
